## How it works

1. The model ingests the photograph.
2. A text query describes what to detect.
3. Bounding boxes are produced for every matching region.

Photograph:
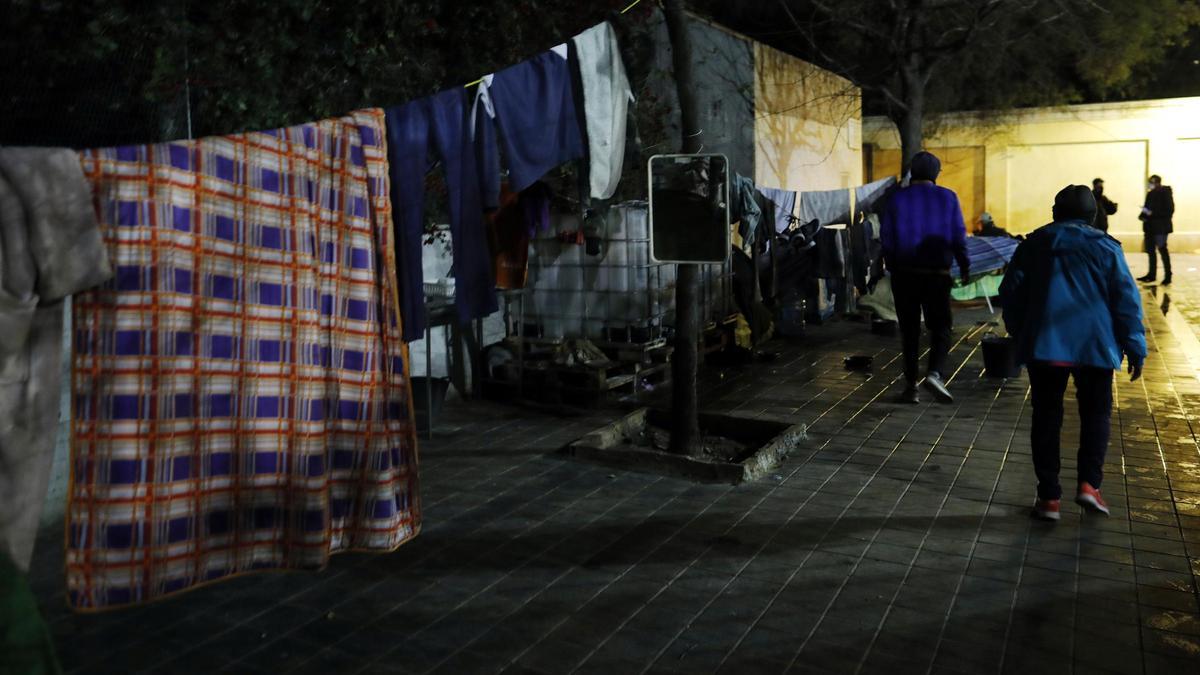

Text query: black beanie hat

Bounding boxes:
[1052,185,1097,226]
[910,151,941,182]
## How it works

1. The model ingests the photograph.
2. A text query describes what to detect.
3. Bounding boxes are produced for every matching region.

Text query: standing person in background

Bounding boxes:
[878,151,970,404]
[1138,174,1174,285]
[976,212,1013,238]
[1000,185,1145,521]
[1091,178,1118,233]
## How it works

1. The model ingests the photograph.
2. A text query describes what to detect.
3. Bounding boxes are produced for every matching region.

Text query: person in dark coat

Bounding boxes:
[1091,178,1118,232]
[976,212,1013,238]
[879,151,969,405]
[1138,174,1174,284]
[1000,185,1146,522]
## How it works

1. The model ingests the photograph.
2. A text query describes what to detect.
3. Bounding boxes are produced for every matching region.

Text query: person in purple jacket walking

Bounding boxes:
[879,152,970,404]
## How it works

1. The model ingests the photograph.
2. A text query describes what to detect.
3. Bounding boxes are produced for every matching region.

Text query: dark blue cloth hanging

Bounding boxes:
[386,89,499,342]
[473,92,503,211]
[486,48,586,193]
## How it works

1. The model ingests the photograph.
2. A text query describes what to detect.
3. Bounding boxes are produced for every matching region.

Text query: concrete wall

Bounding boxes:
[646,13,757,179]
[642,12,863,190]
[869,145,986,225]
[754,43,863,192]
[864,97,1200,244]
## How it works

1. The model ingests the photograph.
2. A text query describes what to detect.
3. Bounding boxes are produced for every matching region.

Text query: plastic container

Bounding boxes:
[981,334,1022,378]
[601,239,652,267]
[607,203,649,239]
[423,279,455,299]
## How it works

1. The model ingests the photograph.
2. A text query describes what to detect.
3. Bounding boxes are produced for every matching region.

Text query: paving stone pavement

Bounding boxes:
[28,256,1200,674]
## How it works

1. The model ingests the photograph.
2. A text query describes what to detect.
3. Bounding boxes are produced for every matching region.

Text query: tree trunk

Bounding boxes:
[894,61,928,177]
[897,105,923,178]
[663,0,703,456]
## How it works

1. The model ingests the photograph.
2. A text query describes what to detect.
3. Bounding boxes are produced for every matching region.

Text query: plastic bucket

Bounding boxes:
[981,335,1021,378]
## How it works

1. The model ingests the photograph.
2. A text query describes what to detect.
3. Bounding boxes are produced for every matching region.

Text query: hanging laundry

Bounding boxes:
[773,218,820,301]
[758,186,797,235]
[730,174,764,254]
[70,109,420,610]
[479,45,586,194]
[815,227,846,279]
[730,249,773,345]
[0,147,112,574]
[573,22,634,201]
[859,275,898,322]
[798,187,851,226]
[849,213,884,295]
[854,176,898,216]
[471,77,503,211]
[487,182,553,290]
[387,88,499,343]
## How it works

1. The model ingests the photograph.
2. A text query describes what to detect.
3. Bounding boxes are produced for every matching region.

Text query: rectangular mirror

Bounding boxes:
[648,153,730,264]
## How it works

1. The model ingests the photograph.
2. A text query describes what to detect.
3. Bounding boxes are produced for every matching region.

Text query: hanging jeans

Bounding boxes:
[891,271,953,385]
[1144,233,1171,280]
[1028,363,1114,500]
[387,89,499,341]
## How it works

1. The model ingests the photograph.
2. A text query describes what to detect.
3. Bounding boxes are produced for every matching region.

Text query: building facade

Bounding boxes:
[865,96,1200,248]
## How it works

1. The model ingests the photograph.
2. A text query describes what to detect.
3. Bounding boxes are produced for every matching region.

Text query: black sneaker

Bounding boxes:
[1161,275,1172,286]
[922,372,954,404]
[900,386,920,404]
[1137,274,1155,282]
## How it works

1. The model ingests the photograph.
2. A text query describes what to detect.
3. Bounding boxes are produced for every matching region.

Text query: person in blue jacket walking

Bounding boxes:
[1000,185,1147,521]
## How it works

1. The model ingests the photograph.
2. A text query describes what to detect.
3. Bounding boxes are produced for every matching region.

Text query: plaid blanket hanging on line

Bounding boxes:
[69,109,420,610]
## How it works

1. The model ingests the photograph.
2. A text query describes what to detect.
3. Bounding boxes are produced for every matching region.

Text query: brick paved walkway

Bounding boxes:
[29,258,1200,674]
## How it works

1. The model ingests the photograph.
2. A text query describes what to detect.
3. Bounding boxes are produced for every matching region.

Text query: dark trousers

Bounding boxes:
[1028,363,1113,500]
[386,89,499,342]
[1145,234,1171,279]
[891,272,953,385]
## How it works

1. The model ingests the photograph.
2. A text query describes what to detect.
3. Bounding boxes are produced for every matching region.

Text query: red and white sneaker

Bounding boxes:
[1076,483,1110,516]
[1032,499,1061,521]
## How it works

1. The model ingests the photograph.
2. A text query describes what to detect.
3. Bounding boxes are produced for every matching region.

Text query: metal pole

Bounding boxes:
[425,323,433,440]
[475,317,483,399]
[518,291,525,401]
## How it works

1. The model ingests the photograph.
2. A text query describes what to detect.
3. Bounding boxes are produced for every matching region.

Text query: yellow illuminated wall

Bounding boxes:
[869,146,985,227]
[863,97,1200,244]
[754,43,864,192]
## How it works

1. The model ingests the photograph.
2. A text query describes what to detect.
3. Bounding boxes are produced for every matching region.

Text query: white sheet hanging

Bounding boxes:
[573,22,634,201]
[798,188,851,226]
[855,176,898,216]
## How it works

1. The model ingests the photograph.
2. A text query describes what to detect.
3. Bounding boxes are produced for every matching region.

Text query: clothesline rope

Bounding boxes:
[462,0,646,89]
